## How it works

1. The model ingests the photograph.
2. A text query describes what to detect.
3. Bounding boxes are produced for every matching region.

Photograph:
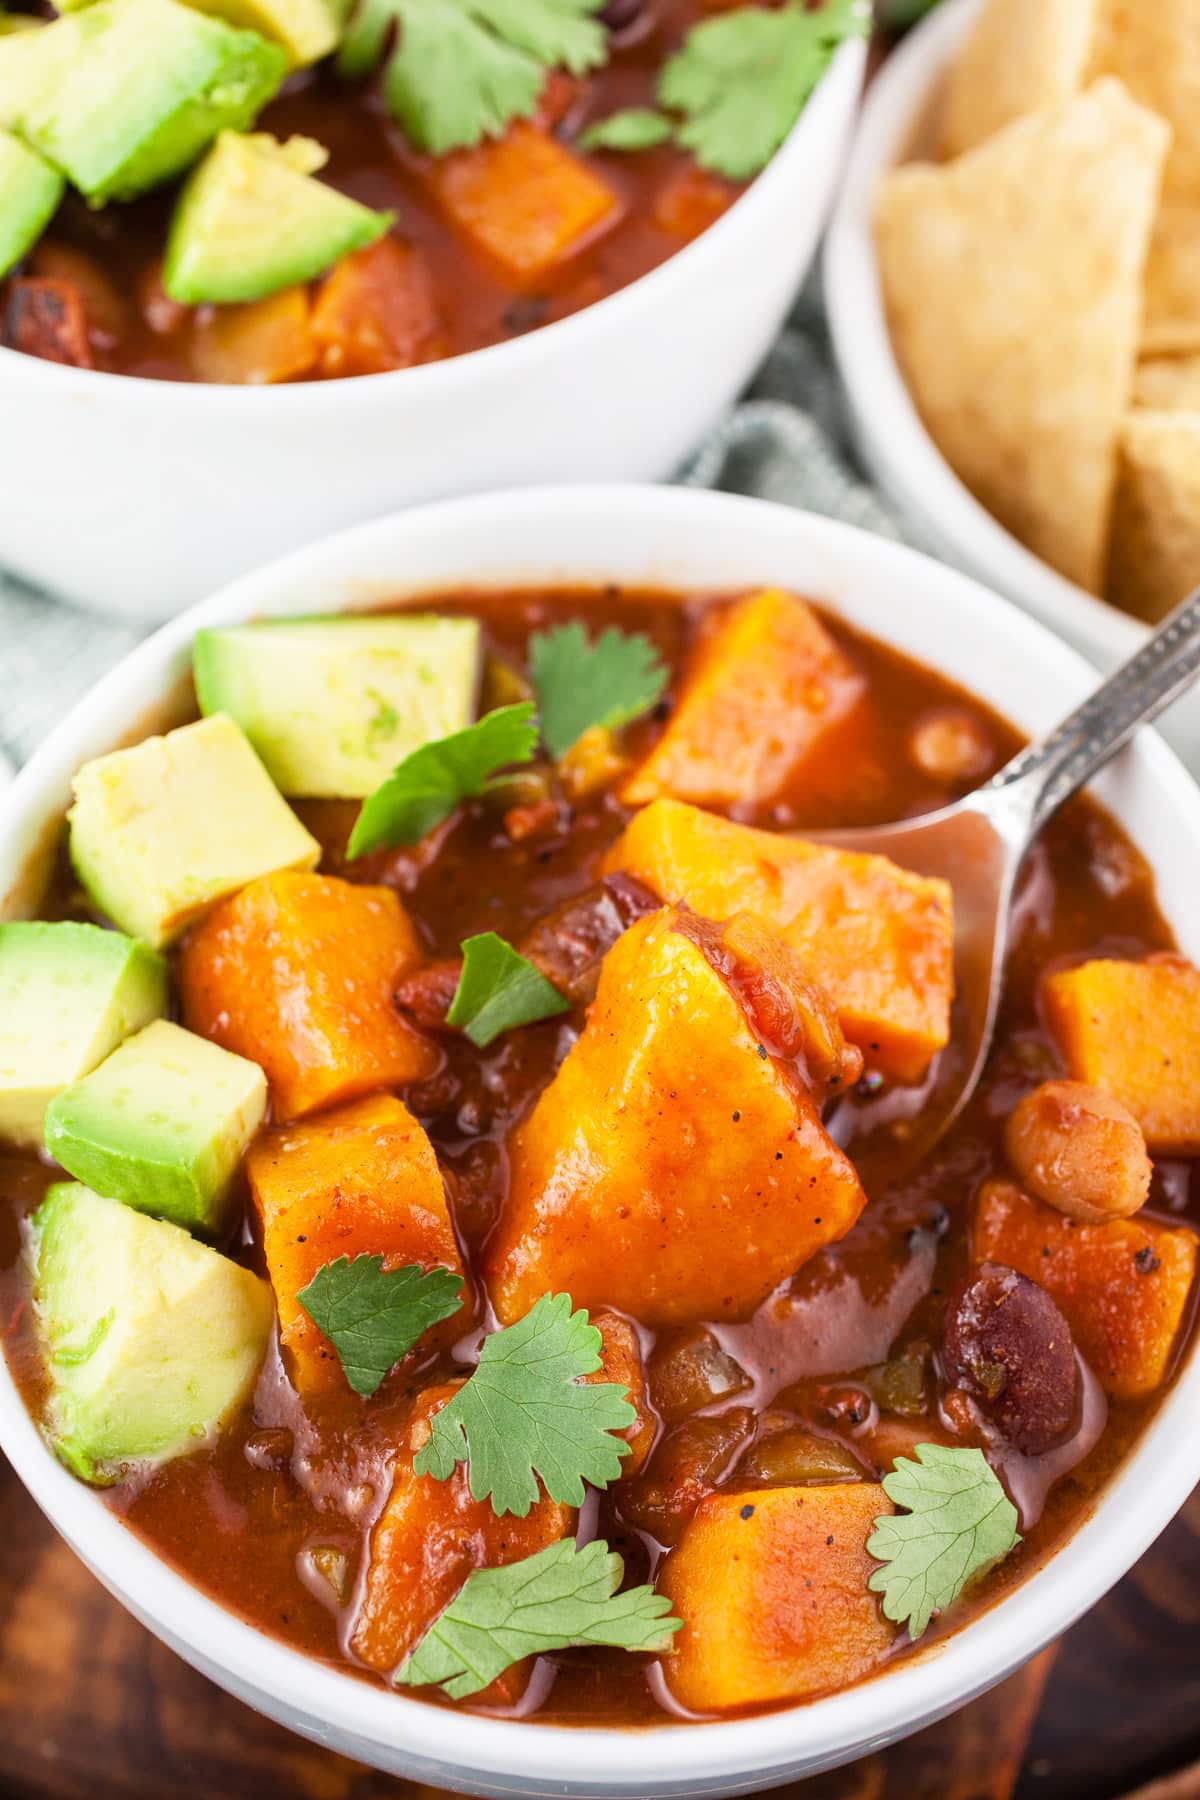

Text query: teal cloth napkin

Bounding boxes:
[0,290,914,780]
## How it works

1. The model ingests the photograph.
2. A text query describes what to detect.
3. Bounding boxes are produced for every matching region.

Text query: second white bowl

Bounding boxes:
[823,0,1200,766]
[0,39,864,625]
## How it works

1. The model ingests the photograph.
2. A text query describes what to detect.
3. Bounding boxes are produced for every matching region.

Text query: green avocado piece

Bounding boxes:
[68,712,320,949]
[31,1180,273,1483]
[0,22,51,129]
[0,128,63,276]
[12,0,286,204]
[0,921,167,1150]
[164,130,391,305]
[193,613,482,797]
[57,0,339,68]
[44,1019,267,1233]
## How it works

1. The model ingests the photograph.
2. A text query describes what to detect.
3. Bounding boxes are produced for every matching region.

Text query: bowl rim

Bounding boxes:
[0,36,865,413]
[822,0,1145,668]
[4,483,1200,1797]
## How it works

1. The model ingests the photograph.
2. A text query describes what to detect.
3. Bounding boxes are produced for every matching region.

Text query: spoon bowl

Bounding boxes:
[824,586,1200,1187]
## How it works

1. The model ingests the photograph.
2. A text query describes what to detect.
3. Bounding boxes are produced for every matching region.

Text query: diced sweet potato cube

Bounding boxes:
[658,1483,894,1712]
[604,798,954,1083]
[191,287,317,385]
[1042,956,1200,1152]
[246,1094,463,1395]
[587,1309,655,1476]
[350,1382,573,1689]
[310,238,445,378]
[179,871,438,1121]
[425,124,622,284]
[972,1180,1198,1399]
[652,165,738,240]
[485,907,867,1327]
[622,590,865,811]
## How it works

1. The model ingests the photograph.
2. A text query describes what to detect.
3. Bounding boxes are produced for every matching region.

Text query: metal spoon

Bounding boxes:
[823,587,1200,1189]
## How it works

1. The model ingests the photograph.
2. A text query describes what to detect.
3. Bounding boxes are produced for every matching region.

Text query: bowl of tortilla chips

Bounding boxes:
[826,0,1200,757]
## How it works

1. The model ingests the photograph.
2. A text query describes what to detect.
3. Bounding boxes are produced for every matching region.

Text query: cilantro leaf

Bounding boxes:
[413,1292,636,1514]
[866,1444,1021,1640]
[396,1535,682,1698]
[579,108,674,152]
[659,0,868,180]
[529,621,668,759]
[297,1255,465,1398]
[338,0,606,156]
[447,931,570,1048]
[347,702,537,858]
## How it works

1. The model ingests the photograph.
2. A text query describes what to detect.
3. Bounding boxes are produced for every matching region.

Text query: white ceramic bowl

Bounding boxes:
[3,486,1200,1797]
[0,39,864,626]
[823,0,1200,769]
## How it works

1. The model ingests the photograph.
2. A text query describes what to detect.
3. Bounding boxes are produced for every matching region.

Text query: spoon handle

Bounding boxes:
[984,584,1200,839]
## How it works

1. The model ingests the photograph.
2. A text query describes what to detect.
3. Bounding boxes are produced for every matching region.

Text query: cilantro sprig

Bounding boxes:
[297,1255,464,1397]
[581,0,867,179]
[347,701,537,858]
[867,1444,1021,1640]
[337,0,606,155]
[530,621,667,759]
[447,931,570,1047]
[397,1536,682,1698]
[415,1293,636,1515]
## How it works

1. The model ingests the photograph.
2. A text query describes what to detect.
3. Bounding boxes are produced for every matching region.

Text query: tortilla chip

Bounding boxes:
[939,0,1100,160]
[1142,203,1200,354]
[877,81,1169,594]
[1134,354,1200,411]
[1108,411,1200,622]
[1091,1,1200,201]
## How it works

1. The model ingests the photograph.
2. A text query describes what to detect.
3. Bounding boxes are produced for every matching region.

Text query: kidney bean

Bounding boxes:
[942,1265,1081,1456]
[1005,1079,1152,1224]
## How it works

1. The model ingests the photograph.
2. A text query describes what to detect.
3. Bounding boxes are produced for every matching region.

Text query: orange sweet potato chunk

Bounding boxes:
[425,124,622,284]
[179,871,438,1122]
[604,798,954,1083]
[485,907,867,1327]
[246,1094,463,1395]
[658,1483,894,1712]
[350,1382,573,1690]
[972,1180,1198,1400]
[310,239,445,377]
[1042,956,1200,1152]
[588,1309,656,1476]
[191,287,317,385]
[622,589,865,810]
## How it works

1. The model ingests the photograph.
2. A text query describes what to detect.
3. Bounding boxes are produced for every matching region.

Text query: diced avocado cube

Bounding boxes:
[193,613,482,797]
[0,22,51,128]
[0,921,167,1149]
[31,1180,273,1482]
[13,0,286,204]
[45,1019,267,1233]
[58,0,338,67]
[0,129,63,277]
[68,713,321,949]
[165,131,391,305]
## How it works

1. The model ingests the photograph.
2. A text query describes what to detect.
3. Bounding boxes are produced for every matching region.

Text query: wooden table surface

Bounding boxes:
[1,1455,1198,1800]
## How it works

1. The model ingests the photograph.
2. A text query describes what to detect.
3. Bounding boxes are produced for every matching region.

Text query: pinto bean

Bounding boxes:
[1005,1079,1152,1224]
[943,1265,1081,1456]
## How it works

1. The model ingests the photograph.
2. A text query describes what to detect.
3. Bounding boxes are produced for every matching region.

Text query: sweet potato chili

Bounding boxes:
[0,0,860,383]
[0,584,1197,1722]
